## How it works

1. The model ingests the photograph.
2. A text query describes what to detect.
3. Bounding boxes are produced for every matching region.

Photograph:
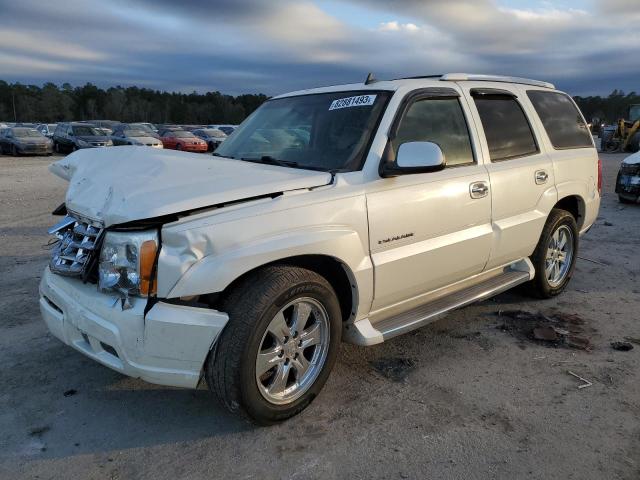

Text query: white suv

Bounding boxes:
[40,74,600,424]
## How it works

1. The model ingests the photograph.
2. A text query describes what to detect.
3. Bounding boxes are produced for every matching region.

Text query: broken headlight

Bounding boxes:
[98,230,158,298]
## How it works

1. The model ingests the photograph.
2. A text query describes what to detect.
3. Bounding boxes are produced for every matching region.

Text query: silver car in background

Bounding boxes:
[0,127,53,156]
[111,124,163,148]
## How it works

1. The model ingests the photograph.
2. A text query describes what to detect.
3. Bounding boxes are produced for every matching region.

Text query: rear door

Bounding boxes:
[459,83,556,269]
[366,88,492,313]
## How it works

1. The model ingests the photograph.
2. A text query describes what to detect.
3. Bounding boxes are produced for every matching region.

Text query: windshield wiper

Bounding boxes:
[241,156,300,168]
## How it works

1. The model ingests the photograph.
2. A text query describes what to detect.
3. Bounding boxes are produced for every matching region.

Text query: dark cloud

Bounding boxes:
[0,0,637,96]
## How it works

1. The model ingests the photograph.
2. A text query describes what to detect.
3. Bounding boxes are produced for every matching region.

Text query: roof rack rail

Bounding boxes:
[440,73,554,89]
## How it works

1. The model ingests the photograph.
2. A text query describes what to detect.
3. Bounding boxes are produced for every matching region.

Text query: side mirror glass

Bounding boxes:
[381,141,445,177]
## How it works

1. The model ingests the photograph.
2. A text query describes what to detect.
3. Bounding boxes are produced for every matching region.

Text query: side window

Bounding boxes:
[394,97,474,167]
[527,91,592,149]
[473,94,538,161]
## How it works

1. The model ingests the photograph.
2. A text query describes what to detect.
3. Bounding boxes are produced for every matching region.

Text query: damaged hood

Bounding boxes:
[622,151,640,166]
[50,147,332,226]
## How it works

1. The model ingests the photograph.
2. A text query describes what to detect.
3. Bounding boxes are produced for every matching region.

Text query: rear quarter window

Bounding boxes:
[527,91,593,149]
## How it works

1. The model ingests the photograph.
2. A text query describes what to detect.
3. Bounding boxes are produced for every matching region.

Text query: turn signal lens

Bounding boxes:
[139,239,158,296]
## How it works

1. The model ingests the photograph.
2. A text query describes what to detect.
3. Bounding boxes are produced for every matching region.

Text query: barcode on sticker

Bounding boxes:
[329,94,377,111]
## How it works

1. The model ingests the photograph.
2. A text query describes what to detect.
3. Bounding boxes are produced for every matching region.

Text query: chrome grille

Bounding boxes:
[49,215,104,277]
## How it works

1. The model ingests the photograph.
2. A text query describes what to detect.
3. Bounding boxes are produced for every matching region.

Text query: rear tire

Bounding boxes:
[11,145,18,156]
[206,265,341,425]
[526,209,578,298]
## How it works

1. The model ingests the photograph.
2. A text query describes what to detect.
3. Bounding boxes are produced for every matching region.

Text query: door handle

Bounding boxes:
[469,181,489,199]
[535,170,548,184]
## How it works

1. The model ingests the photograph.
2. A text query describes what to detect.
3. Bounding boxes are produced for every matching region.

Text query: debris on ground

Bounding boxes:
[370,357,416,382]
[623,336,640,346]
[496,310,593,350]
[28,426,50,437]
[63,389,77,397]
[577,256,607,266]
[567,370,593,389]
[611,341,634,352]
[604,221,614,227]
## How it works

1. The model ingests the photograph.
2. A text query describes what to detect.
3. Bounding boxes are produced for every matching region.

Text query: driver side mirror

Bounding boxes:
[380,141,445,177]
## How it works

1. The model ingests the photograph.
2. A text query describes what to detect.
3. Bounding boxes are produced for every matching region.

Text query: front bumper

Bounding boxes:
[615,170,640,200]
[183,144,208,152]
[39,267,228,388]
[18,144,52,154]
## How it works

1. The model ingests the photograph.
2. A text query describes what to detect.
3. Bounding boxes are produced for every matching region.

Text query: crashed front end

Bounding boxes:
[40,209,229,388]
[615,157,640,202]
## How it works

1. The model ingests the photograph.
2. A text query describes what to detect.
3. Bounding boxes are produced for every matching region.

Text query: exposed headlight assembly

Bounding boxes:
[98,230,158,305]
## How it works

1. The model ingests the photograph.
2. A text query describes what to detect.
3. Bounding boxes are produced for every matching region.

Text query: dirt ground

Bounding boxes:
[0,152,638,480]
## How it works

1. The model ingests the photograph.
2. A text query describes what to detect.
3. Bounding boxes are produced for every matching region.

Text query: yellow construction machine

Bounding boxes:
[601,104,640,152]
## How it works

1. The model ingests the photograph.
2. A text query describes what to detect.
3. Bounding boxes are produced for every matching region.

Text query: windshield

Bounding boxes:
[132,124,155,133]
[215,91,391,171]
[174,131,195,138]
[200,129,226,137]
[14,128,44,138]
[72,126,99,136]
[127,129,148,137]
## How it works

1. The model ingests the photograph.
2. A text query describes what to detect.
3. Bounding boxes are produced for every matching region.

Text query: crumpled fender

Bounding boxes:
[156,190,373,319]
[163,226,370,301]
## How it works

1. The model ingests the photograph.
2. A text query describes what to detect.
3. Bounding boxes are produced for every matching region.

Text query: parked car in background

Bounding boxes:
[156,126,182,136]
[0,127,52,155]
[131,122,158,133]
[52,122,113,153]
[111,125,163,148]
[207,124,237,135]
[15,122,38,128]
[84,120,121,132]
[93,127,114,136]
[159,129,207,152]
[615,151,640,203]
[130,123,160,138]
[37,123,58,138]
[193,128,227,151]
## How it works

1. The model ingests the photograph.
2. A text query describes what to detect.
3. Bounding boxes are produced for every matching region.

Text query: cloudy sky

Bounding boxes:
[1,0,639,96]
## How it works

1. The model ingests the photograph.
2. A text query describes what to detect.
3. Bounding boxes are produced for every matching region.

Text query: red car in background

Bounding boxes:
[159,129,208,152]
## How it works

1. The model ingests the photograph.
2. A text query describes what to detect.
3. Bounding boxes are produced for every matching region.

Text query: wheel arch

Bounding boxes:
[195,254,357,324]
[554,194,586,229]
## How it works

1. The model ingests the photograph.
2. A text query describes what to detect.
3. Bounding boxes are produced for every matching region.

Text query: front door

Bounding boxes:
[366,90,492,314]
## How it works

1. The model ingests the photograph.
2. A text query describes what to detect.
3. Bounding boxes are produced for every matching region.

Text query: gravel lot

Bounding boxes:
[0,152,638,480]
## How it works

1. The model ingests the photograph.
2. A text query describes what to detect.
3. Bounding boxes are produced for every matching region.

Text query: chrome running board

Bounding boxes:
[343,259,533,345]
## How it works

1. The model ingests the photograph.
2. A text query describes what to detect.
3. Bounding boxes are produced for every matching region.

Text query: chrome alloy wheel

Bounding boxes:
[255,297,330,405]
[545,224,574,287]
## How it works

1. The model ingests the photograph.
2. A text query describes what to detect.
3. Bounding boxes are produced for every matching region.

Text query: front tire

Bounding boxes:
[526,209,578,298]
[206,265,341,425]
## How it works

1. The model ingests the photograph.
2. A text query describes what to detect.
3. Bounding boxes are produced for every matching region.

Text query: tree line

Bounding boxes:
[0,80,638,126]
[0,81,269,125]
[572,90,639,124]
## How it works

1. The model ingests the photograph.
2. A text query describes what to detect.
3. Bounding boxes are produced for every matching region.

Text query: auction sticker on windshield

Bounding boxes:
[329,94,377,111]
